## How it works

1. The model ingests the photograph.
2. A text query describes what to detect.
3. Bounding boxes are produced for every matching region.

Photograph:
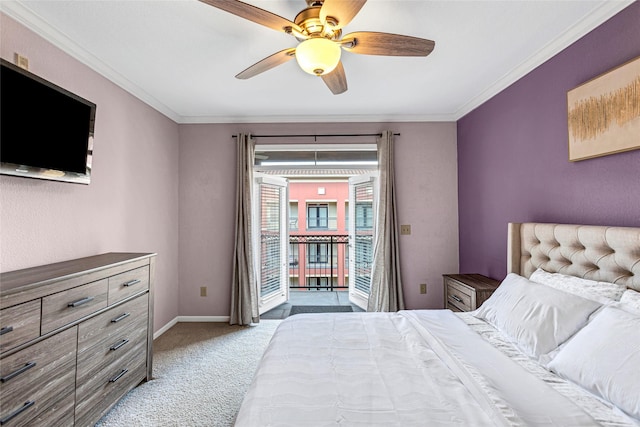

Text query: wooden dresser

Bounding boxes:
[443,274,500,312]
[0,253,156,427]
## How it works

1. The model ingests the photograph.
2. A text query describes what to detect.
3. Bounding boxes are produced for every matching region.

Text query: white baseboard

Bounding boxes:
[177,315,231,323]
[153,317,178,340]
[153,316,231,340]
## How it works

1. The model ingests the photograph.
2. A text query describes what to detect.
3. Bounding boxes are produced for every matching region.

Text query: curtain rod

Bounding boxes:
[231,133,400,139]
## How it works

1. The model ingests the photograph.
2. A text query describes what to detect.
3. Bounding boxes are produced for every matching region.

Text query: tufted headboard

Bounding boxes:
[507,222,640,292]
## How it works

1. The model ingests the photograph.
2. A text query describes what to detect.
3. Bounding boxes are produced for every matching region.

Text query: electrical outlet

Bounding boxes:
[400,224,411,235]
[200,286,207,297]
[14,53,29,70]
[420,283,427,294]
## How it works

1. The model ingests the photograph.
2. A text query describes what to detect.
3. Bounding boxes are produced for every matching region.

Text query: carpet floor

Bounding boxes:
[96,320,280,427]
[288,305,354,315]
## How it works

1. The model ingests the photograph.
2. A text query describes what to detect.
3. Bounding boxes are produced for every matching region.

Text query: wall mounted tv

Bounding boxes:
[1,58,96,184]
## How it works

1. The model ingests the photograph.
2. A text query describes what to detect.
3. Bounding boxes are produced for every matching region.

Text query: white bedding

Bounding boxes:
[460,312,639,427]
[235,310,637,426]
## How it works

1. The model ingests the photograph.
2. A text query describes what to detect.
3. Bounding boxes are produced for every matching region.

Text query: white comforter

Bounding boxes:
[235,310,600,426]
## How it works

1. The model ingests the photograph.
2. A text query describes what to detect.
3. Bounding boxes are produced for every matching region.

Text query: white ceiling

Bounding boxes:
[1,0,633,123]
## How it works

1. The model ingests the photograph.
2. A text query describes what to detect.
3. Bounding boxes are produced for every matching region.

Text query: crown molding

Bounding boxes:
[453,0,634,120]
[177,113,457,124]
[2,0,633,125]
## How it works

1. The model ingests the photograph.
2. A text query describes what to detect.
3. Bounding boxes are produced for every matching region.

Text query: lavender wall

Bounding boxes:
[457,3,640,280]
[0,15,181,333]
[178,122,459,314]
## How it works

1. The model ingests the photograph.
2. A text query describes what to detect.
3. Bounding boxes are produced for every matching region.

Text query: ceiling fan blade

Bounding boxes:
[199,0,302,34]
[320,0,367,30]
[321,61,348,95]
[235,48,297,79]
[342,31,435,56]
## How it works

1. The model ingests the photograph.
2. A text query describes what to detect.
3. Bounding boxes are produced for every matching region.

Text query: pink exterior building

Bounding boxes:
[288,180,349,290]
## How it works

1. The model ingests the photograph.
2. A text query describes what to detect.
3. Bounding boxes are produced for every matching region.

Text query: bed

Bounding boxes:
[235,222,640,426]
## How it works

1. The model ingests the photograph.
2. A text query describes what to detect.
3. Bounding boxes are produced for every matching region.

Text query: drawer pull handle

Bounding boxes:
[0,400,35,425]
[68,296,94,307]
[109,369,128,383]
[123,279,141,287]
[111,312,131,323]
[110,339,130,351]
[451,295,463,303]
[1,362,37,383]
[0,326,13,336]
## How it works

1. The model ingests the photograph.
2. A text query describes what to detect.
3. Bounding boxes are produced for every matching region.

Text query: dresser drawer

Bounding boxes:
[0,327,77,427]
[77,293,148,354]
[108,265,150,305]
[20,393,75,427]
[446,280,472,311]
[0,300,41,353]
[76,315,148,384]
[41,279,109,334]
[76,325,147,385]
[75,339,147,426]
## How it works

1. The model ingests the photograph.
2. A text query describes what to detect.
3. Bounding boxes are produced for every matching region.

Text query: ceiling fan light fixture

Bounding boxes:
[295,38,341,76]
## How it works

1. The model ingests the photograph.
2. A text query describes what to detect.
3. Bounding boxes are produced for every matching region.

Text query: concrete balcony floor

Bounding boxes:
[261,290,365,319]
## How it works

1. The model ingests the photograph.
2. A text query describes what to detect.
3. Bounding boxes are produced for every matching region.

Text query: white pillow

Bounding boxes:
[529,268,626,302]
[474,273,601,358]
[547,306,640,420]
[620,289,640,312]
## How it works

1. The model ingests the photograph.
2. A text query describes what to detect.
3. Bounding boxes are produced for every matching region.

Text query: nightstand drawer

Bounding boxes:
[446,303,463,313]
[446,281,472,311]
[443,274,500,312]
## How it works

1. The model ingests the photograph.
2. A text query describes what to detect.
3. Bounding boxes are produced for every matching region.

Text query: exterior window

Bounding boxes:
[308,204,328,229]
[289,201,298,230]
[289,243,299,266]
[345,201,349,231]
[307,243,329,264]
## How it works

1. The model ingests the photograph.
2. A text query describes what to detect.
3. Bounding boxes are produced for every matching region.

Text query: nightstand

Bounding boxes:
[442,274,500,312]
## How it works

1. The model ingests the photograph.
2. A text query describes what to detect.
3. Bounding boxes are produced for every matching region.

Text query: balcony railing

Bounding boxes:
[289,234,349,291]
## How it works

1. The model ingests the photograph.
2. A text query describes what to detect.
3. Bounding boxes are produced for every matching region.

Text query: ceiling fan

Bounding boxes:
[199,0,435,95]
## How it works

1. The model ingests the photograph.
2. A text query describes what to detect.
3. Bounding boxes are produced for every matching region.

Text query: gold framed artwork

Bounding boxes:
[567,56,640,161]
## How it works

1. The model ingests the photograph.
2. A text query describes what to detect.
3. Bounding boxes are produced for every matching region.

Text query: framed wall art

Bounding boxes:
[567,56,640,161]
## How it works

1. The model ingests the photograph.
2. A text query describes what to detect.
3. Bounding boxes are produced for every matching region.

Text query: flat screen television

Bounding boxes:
[1,58,96,184]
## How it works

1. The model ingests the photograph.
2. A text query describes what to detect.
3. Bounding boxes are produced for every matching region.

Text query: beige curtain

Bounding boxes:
[229,134,260,325]
[367,131,405,312]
